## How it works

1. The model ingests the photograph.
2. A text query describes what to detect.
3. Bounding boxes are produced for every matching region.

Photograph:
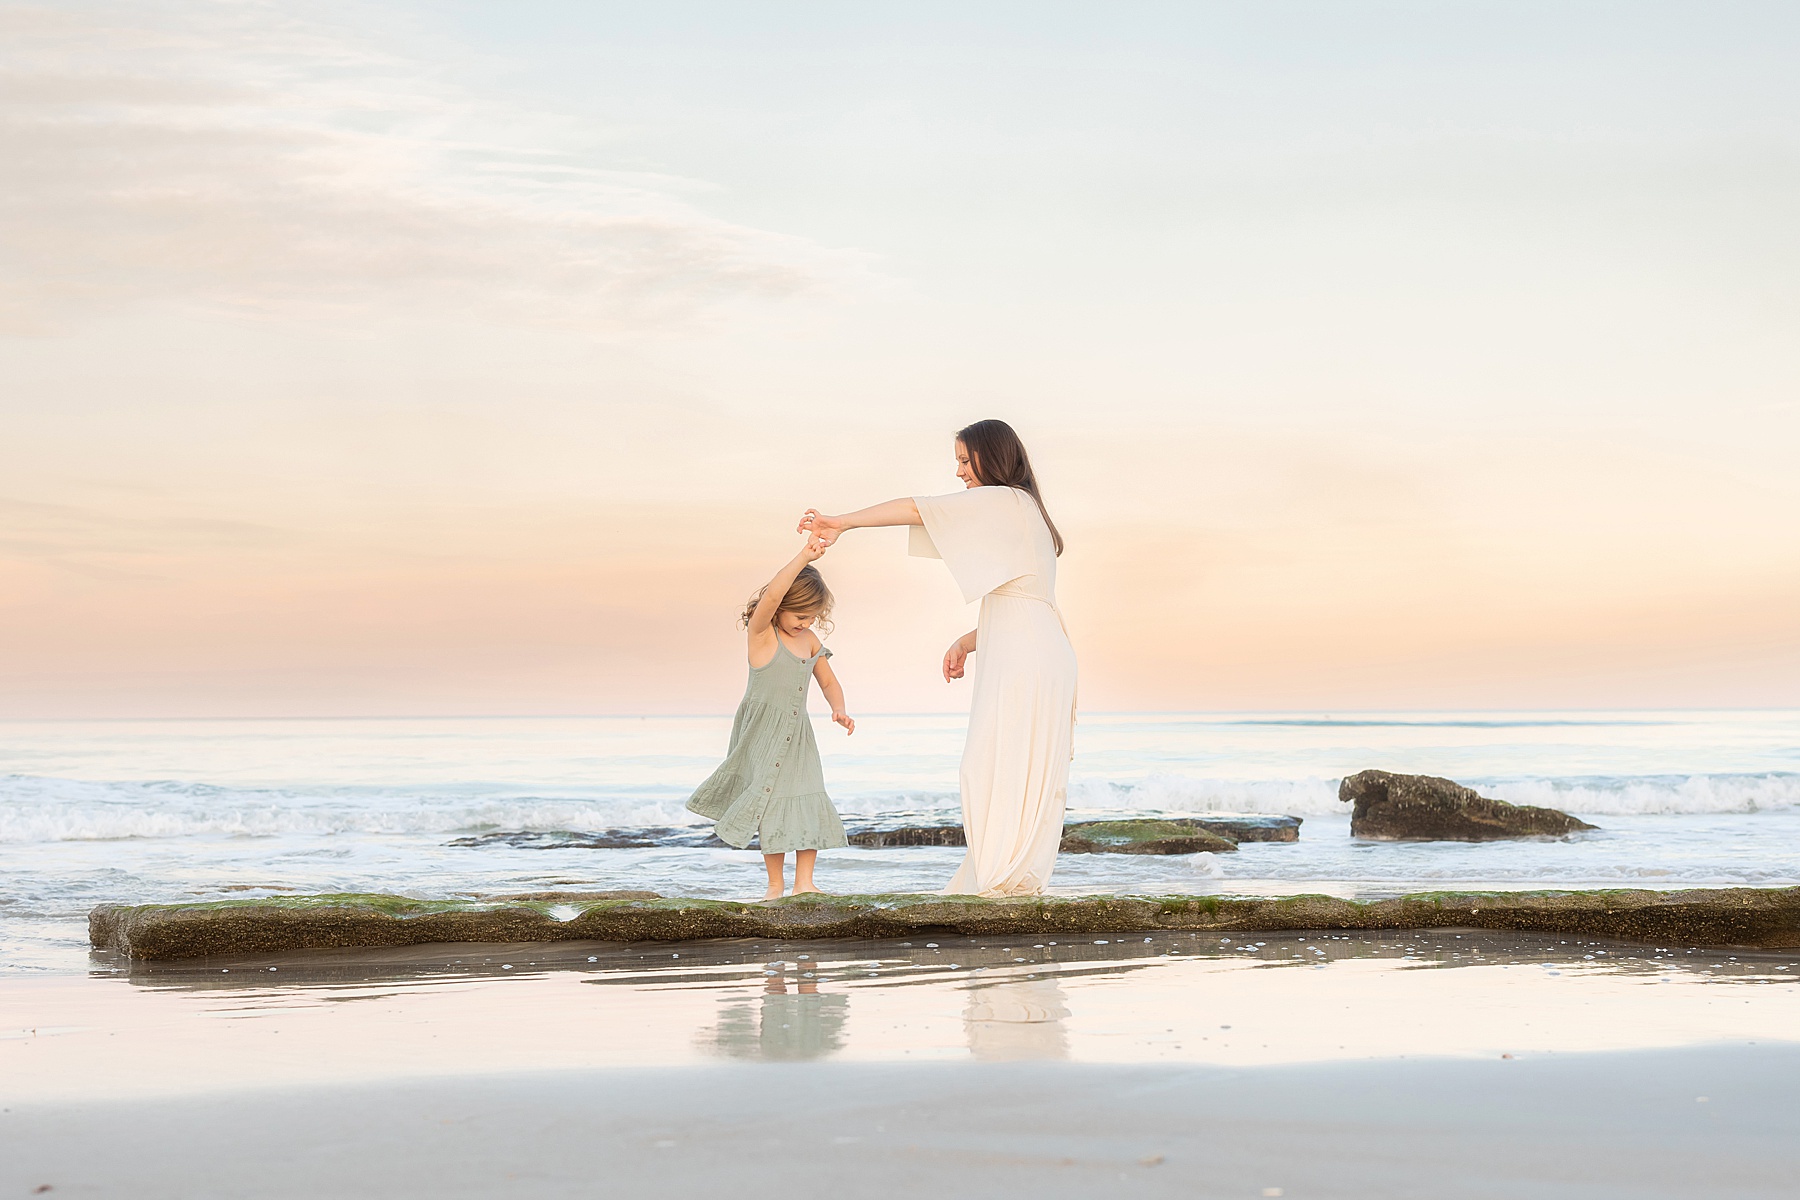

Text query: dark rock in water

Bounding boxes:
[844,824,967,848]
[1168,815,1301,844]
[455,815,1301,853]
[845,814,1300,851]
[1341,770,1597,841]
[485,890,662,903]
[88,885,1800,959]
[1059,820,1238,855]
[449,828,728,850]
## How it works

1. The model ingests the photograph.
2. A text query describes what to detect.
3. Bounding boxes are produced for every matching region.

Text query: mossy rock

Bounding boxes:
[849,814,1300,851]
[88,886,1800,960]
[1059,820,1238,854]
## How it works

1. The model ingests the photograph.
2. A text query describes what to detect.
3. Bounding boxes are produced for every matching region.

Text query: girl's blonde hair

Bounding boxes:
[742,564,835,636]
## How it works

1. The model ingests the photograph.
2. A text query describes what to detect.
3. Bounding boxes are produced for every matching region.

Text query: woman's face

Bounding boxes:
[954,440,980,489]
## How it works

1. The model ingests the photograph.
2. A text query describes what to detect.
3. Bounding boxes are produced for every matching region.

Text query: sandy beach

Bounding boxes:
[8,1049,1798,1199]
[5,929,1797,1196]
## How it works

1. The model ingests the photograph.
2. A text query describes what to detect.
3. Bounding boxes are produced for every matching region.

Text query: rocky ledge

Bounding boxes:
[1057,820,1238,854]
[89,885,1800,960]
[1342,769,1597,841]
[850,814,1300,852]
[451,813,1301,854]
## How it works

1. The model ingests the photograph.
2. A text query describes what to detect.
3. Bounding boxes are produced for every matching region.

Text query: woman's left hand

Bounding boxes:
[942,639,969,682]
[797,509,847,547]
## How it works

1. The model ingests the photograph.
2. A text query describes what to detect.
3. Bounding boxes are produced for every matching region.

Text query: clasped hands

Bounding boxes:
[796,509,844,547]
[796,508,972,685]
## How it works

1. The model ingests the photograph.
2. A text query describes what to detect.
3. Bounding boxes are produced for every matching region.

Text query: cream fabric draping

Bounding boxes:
[911,486,1077,897]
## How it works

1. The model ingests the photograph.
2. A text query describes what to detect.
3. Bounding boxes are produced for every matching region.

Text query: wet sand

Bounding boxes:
[6,1049,1798,1199]
[4,930,1798,1197]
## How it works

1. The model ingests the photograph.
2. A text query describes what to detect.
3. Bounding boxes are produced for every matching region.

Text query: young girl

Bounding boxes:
[687,534,854,900]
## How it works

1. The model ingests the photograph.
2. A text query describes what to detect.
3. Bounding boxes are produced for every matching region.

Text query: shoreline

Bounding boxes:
[89,884,1800,959]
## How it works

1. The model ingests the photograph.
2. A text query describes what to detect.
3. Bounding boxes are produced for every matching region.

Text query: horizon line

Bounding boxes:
[1,705,1797,723]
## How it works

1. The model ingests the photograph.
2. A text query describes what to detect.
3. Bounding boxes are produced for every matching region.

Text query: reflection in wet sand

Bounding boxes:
[703,968,849,1061]
[3,928,1796,1104]
[964,978,1070,1061]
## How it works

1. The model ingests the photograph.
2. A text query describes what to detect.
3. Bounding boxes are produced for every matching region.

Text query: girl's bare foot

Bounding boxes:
[761,885,786,901]
[791,884,829,896]
[791,848,823,895]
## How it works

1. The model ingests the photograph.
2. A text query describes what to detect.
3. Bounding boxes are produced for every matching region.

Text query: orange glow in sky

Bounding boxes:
[3,3,1797,716]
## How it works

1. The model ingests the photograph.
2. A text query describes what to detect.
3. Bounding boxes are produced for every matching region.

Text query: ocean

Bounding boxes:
[3,709,1797,973]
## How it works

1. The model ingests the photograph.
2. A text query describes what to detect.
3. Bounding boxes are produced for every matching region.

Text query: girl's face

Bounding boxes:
[954,440,980,489]
[777,609,818,638]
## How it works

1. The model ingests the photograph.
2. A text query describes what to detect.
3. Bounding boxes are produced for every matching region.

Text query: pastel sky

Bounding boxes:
[2,0,1797,717]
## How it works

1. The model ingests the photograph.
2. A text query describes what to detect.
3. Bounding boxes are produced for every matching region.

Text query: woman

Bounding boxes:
[799,419,1077,896]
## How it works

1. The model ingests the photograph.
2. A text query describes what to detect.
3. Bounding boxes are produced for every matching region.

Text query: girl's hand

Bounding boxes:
[797,509,847,547]
[942,639,969,682]
[832,710,856,735]
[799,533,827,562]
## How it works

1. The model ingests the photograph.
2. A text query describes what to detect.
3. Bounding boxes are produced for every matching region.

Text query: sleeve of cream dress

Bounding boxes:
[908,487,1036,602]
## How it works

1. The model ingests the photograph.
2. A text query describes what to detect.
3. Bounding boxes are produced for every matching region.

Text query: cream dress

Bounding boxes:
[911,485,1078,896]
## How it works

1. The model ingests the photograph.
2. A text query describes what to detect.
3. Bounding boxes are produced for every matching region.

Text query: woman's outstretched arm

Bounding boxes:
[797,498,921,547]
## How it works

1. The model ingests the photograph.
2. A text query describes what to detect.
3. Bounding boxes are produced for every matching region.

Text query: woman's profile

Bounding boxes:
[799,419,1077,896]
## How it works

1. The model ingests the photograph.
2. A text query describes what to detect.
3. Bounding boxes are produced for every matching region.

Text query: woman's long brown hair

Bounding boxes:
[956,419,1064,556]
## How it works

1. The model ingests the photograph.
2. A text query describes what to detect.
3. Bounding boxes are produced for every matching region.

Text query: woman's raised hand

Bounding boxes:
[797,509,847,547]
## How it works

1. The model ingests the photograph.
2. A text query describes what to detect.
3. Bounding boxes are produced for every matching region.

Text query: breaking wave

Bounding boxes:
[1068,771,1800,818]
[3,769,1797,843]
[0,775,700,844]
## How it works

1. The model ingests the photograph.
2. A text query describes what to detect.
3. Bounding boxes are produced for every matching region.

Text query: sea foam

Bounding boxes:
[4,769,1797,843]
[1065,771,1800,818]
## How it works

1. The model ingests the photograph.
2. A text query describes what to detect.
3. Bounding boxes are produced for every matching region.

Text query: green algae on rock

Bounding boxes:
[89,885,1800,960]
[844,825,969,848]
[1058,820,1238,855]
[846,815,1300,852]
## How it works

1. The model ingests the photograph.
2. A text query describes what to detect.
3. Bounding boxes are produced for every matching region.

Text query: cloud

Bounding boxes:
[0,1,847,333]
[0,494,296,580]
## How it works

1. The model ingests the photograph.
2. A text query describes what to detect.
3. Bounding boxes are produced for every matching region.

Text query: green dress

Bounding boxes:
[687,641,848,852]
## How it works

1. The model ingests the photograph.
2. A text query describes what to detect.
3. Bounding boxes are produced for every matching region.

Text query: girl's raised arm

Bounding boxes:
[797,498,921,547]
[747,535,826,644]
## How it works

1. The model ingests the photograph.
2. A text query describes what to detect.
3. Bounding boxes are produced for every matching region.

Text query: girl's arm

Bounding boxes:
[748,536,826,654]
[942,629,978,682]
[813,656,854,734]
[797,498,921,547]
